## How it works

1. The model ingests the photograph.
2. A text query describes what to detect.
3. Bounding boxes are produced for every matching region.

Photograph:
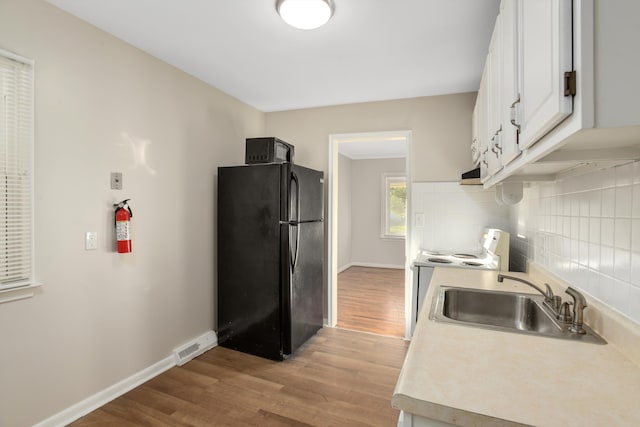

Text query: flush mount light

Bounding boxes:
[276,0,334,30]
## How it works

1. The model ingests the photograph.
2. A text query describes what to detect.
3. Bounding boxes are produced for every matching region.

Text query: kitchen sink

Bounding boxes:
[429,286,606,344]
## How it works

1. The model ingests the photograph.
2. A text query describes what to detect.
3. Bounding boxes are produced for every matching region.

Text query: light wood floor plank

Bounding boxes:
[337,266,405,337]
[71,328,409,426]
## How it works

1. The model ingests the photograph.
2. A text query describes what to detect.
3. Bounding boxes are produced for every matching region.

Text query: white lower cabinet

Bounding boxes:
[398,411,457,427]
[410,265,434,336]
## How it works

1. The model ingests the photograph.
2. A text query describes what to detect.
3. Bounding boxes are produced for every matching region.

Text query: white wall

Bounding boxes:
[510,161,640,324]
[0,1,264,425]
[337,154,352,270]
[411,182,510,258]
[349,157,406,267]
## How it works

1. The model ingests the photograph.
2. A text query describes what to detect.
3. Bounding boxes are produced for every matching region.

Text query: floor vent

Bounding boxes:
[173,331,217,366]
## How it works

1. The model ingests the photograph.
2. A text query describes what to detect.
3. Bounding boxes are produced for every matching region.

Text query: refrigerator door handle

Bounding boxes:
[290,171,301,273]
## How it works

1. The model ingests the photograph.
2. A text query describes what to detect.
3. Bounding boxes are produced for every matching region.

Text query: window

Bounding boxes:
[0,49,34,291]
[382,174,406,238]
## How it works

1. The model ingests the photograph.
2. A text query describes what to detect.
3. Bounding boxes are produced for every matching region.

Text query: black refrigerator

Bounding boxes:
[217,163,324,361]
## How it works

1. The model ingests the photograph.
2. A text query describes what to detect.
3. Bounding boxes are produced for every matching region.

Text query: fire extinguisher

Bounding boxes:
[114,199,133,253]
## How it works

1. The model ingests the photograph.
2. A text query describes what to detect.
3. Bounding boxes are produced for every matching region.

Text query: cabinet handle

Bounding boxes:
[510,95,521,132]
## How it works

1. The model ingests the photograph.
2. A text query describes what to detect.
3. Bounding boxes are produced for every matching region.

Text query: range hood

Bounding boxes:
[460,167,481,185]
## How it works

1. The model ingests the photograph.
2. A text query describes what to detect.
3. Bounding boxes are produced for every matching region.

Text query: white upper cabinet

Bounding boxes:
[499,0,520,166]
[477,61,490,182]
[486,14,503,178]
[475,0,640,188]
[517,0,573,150]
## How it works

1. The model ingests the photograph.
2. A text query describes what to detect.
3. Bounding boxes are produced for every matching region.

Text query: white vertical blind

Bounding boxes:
[0,50,34,289]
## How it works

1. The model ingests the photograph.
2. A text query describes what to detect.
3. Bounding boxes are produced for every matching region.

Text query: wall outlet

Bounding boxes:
[110,172,123,190]
[415,212,425,227]
[85,231,98,250]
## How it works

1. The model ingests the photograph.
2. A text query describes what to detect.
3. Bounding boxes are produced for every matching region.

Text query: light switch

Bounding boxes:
[85,231,98,250]
[111,172,123,190]
[415,212,425,227]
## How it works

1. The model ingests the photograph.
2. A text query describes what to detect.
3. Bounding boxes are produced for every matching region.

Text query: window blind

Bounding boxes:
[0,50,34,289]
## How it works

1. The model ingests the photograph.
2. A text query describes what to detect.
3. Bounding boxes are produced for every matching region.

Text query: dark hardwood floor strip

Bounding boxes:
[71,327,409,427]
[337,266,405,337]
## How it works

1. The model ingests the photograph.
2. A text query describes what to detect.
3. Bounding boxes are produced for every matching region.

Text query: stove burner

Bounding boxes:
[425,251,445,256]
[462,261,484,267]
[453,253,478,259]
[427,257,453,264]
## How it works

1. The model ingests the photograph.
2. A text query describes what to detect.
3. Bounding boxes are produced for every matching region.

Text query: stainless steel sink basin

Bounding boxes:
[429,286,606,344]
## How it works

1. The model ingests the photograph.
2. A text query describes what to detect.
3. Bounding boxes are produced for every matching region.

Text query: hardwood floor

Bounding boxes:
[337,267,405,338]
[71,328,409,426]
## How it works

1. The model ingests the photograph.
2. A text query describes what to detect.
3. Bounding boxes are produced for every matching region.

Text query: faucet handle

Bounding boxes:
[558,301,572,323]
[544,283,554,298]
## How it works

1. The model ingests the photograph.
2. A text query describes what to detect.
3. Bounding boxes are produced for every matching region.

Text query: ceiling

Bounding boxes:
[338,138,406,160]
[46,0,500,113]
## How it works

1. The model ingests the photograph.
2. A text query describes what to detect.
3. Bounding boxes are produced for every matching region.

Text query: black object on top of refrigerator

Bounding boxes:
[217,162,324,361]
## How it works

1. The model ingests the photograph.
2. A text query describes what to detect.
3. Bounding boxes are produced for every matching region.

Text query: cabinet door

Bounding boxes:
[500,0,521,165]
[471,103,480,166]
[487,14,503,177]
[477,60,490,181]
[518,0,573,150]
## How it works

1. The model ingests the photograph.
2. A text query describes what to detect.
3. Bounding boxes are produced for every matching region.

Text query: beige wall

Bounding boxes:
[0,1,263,425]
[350,157,406,267]
[337,154,352,270]
[265,92,477,182]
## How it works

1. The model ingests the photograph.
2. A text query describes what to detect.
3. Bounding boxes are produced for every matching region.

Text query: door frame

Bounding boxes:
[327,130,413,338]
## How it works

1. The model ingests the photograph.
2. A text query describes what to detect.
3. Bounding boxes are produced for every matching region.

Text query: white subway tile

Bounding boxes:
[589,190,601,217]
[571,194,580,217]
[633,184,640,219]
[601,188,615,217]
[579,240,589,266]
[634,161,640,184]
[563,217,572,238]
[615,218,632,250]
[600,245,615,277]
[589,217,601,245]
[556,216,563,236]
[579,194,590,217]
[580,217,589,242]
[615,185,633,218]
[563,195,571,216]
[601,218,615,246]
[571,239,580,264]
[614,248,631,282]
[571,217,580,240]
[632,219,640,252]
[631,252,640,287]
[589,243,600,270]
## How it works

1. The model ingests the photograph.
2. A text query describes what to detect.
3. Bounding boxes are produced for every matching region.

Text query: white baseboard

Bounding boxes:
[34,330,217,427]
[346,262,405,270]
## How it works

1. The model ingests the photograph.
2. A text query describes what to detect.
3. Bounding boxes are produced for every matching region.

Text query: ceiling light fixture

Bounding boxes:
[276,0,334,30]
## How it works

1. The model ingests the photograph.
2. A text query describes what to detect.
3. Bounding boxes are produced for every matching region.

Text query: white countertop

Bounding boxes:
[392,266,640,427]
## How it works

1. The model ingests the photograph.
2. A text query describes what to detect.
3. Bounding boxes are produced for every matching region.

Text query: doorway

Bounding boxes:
[327,131,412,338]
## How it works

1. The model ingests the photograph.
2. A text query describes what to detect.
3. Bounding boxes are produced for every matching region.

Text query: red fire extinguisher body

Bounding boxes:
[114,200,133,253]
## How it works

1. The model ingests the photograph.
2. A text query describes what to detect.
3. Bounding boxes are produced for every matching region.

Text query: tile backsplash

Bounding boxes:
[511,161,640,324]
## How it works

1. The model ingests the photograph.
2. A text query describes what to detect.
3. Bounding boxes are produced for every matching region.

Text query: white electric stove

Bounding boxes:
[410,228,510,335]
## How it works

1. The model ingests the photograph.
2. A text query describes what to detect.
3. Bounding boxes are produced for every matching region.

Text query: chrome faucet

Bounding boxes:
[565,287,588,334]
[497,274,561,314]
